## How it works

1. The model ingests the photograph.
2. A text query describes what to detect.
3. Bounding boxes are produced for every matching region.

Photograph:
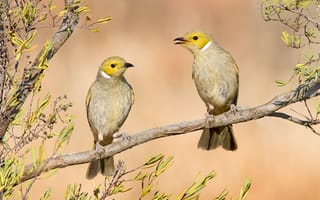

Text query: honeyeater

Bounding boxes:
[86,56,134,179]
[174,31,239,151]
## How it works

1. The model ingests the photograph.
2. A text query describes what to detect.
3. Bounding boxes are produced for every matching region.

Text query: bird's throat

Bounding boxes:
[200,40,212,52]
[100,70,111,79]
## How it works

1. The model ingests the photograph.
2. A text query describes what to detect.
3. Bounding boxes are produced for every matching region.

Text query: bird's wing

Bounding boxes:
[85,88,92,111]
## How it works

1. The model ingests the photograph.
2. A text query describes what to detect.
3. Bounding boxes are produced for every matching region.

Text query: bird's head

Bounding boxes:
[174,31,213,54]
[99,56,134,79]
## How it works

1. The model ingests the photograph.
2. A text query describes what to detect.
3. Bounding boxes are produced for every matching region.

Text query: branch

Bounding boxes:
[269,110,319,125]
[17,79,320,185]
[0,0,9,106]
[0,0,80,139]
[280,5,320,30]
[269,111,320,135]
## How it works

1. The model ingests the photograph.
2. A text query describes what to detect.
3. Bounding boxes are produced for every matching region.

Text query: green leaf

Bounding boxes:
[155,156,173,177]
[0,156,24,197]
[96,16,112,24]
[64,184,88,200]
[134,171,147,181]
[305,28,315,38]
[141,184,153,198]
[144,154,164,167]
[297,0,312,8]
[153,191,171,200]
[40,188,51,200]
[315,102,320,114]
[11,31,37,60]
[58,9,68,17]
[54,123,74,151]
[279,0,294,8]
[75,5,89,13]
[37,40,53,70]
[110,184,131,195]
[48,0,56,11]
[296,63,305,68]
[214,189,228,200]
[38,143,46,166]
[21,1,37,26]
[38,93,51,111]
[38,14,48,22]
[275,80,287,87]
[281,31,301,48]
[27,93,51,126]
[264,5,271,16]
[16,161,25,180]
[11,108,24,126]
[239,178,251,200]
[10,34,23,46]
[281,31,290,46]
[304,52,314,62]
[43,169,57,179]
[29,147,38,169]
[293,35,301,48]
[64,184,71,199]
[176,171,216,200]
[89,27,100,32]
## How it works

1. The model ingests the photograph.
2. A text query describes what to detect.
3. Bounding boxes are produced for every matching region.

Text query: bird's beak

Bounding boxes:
[174,37,188,45]
[124,62,134,68]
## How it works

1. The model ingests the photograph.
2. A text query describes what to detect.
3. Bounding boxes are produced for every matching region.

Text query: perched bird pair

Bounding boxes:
[85,31,239,179]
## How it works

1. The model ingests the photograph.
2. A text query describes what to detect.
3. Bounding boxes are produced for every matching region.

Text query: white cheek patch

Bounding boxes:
[200,40,212,52]
[100,70,111,79]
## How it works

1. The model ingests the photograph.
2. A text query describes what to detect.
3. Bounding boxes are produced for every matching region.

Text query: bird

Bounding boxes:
[174,31,239,151]
[85,56,134,179]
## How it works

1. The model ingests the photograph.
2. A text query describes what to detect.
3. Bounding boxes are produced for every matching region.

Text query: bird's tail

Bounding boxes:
[100,156,114,176]
[198,126,237,151]
[86,144,115,179]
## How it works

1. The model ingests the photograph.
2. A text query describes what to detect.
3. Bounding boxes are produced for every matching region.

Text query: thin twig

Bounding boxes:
[268,111,320,126]
[304,99,314,119]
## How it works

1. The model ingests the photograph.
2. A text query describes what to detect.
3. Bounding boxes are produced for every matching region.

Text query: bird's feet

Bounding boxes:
[113,132,132,142]
[229,104,247,114]
[204,112,214,128]
[230,104,238,113]
[95,142,105,152]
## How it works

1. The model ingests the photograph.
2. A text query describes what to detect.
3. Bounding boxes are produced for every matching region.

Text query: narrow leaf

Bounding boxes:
[96,16,112,24]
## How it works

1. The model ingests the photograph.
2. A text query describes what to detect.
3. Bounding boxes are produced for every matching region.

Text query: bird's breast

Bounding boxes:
[193,54,238,111]
[87,80,133,139]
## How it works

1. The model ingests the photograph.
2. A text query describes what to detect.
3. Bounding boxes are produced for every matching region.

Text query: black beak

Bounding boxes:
[124,62,134,68]
[174,37,187,44]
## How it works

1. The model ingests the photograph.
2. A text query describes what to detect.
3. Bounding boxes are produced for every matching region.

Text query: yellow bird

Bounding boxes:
[174,31,239,151]
[86,56,134,179]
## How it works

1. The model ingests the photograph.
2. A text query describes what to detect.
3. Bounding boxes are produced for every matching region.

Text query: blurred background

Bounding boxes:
[29,0,320,199]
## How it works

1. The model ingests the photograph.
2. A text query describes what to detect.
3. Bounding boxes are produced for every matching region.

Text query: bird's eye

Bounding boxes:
[193,36,198,40]
[111,63,116,68]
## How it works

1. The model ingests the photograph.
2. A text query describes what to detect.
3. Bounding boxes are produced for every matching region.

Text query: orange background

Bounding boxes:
[26,0,320,199]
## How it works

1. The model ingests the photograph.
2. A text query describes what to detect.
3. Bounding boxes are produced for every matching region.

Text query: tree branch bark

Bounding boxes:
[268,112,319,126]
[0,0,80,139]
[0,0,9,108]
[18,79,320,185]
